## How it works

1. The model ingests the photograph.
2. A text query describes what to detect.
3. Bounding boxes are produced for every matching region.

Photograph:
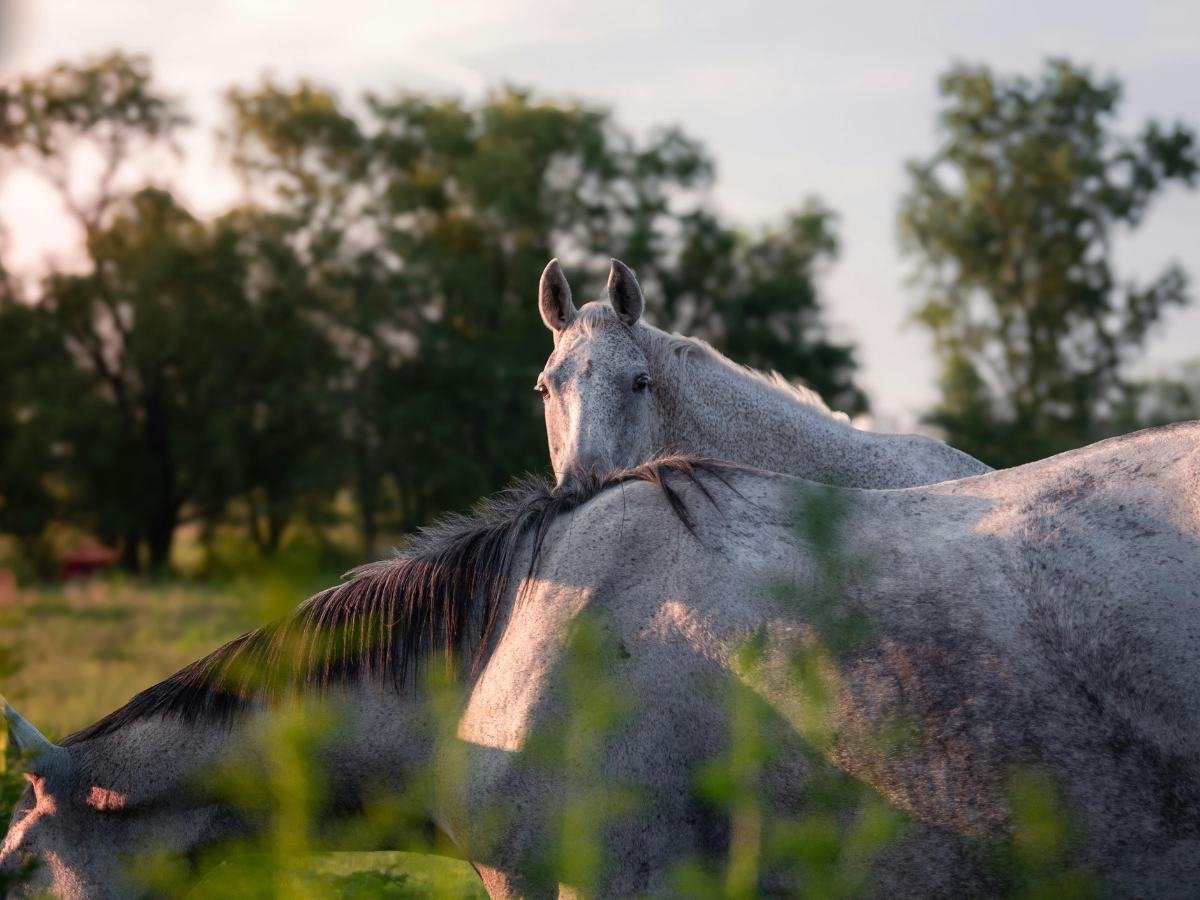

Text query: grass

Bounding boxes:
[0,579,249,738]
[0,574,485,898]
[179,852,487,898]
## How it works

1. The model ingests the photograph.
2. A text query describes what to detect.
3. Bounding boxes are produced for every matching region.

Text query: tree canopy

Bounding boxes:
[0,53,863,572]
[900,59,1198,466]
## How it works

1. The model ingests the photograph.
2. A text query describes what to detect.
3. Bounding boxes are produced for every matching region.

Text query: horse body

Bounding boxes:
[459,421,1200,896]
[536,258,991,488]
[5,423,1200,896]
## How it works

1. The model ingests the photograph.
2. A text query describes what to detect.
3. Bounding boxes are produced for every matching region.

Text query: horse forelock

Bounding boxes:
[563,301,634,342]
[64,456,729,744]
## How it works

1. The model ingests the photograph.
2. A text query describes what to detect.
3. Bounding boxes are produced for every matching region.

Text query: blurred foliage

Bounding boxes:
[1115,359,1200,432]
[900,59,1199,467]
[0,52,862,575]
[997,769,1100,900]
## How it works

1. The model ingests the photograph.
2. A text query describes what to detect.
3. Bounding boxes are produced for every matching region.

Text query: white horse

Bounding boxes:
[4,422,1200,897]
[536,257,991,489]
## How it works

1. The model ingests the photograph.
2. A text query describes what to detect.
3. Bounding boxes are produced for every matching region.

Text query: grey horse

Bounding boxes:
[536,257,991,489]
[4,421,1200,897]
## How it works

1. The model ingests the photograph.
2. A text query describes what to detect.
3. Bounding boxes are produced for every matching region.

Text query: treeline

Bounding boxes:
[0,54,1196,575]
[0,53,862,572]
[900,60,1198,465]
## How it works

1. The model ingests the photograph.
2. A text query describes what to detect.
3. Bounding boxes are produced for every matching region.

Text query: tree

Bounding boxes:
[1115,360,1200,431]
[38,190,214,567]
[192,209,347,556]
[0,52,187,235]
[0,54,189,569]
[900,59,1198,467]
[227,82,868,548]
[657,200,865,414]
[1,56,351,570]
[0,288,78,573]
[367,88,721,515]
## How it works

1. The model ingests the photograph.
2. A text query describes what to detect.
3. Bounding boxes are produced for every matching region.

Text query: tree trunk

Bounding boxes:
[141,382,177,573]
[247,491,267,552]
[266,507,286,555]
[355,445,378,562]
[145,504,177,572]
[121,531,141,573]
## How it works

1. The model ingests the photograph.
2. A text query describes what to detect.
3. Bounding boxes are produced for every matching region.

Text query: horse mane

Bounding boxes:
[65,456,724,744]
[658,331,850,423]
[571,301,848,423]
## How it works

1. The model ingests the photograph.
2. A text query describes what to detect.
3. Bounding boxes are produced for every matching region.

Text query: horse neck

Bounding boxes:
[70,688,441,832]
[642,333,990,488]
[645,340,869,486]
[70,716,232,807]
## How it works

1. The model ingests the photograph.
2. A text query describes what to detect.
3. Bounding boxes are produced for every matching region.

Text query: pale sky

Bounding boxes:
[2,0,1198,422]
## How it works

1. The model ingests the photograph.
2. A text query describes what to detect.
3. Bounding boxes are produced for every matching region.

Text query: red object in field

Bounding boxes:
[60,540,120,580]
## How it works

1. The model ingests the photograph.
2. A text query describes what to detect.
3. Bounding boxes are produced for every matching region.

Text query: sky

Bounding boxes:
[1,0,1198,422]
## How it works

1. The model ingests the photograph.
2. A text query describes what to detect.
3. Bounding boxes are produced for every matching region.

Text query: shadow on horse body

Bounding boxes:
[4,422,1200,897]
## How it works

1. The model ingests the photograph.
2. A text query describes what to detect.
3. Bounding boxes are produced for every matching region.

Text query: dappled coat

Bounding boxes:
[3,422,1200,897]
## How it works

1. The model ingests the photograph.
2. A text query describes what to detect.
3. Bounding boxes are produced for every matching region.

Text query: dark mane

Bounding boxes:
[66,456,729,744]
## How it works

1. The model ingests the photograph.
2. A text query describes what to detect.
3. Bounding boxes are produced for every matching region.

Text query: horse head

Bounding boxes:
[536,258,659,488]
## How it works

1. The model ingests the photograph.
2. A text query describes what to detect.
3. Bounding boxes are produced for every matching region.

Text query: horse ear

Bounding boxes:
[539,258,576,333]
[607,258,644,326]
[3,697,71,780]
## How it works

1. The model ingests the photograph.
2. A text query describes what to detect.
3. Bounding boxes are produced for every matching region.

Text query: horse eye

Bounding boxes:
[534,381,549,398]
[633,373,652,392]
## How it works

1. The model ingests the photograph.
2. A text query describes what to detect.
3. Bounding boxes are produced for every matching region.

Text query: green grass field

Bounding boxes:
[0,576,487,899]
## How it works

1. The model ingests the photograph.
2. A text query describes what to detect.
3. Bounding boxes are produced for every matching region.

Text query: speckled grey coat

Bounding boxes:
[4,423,1200,897]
